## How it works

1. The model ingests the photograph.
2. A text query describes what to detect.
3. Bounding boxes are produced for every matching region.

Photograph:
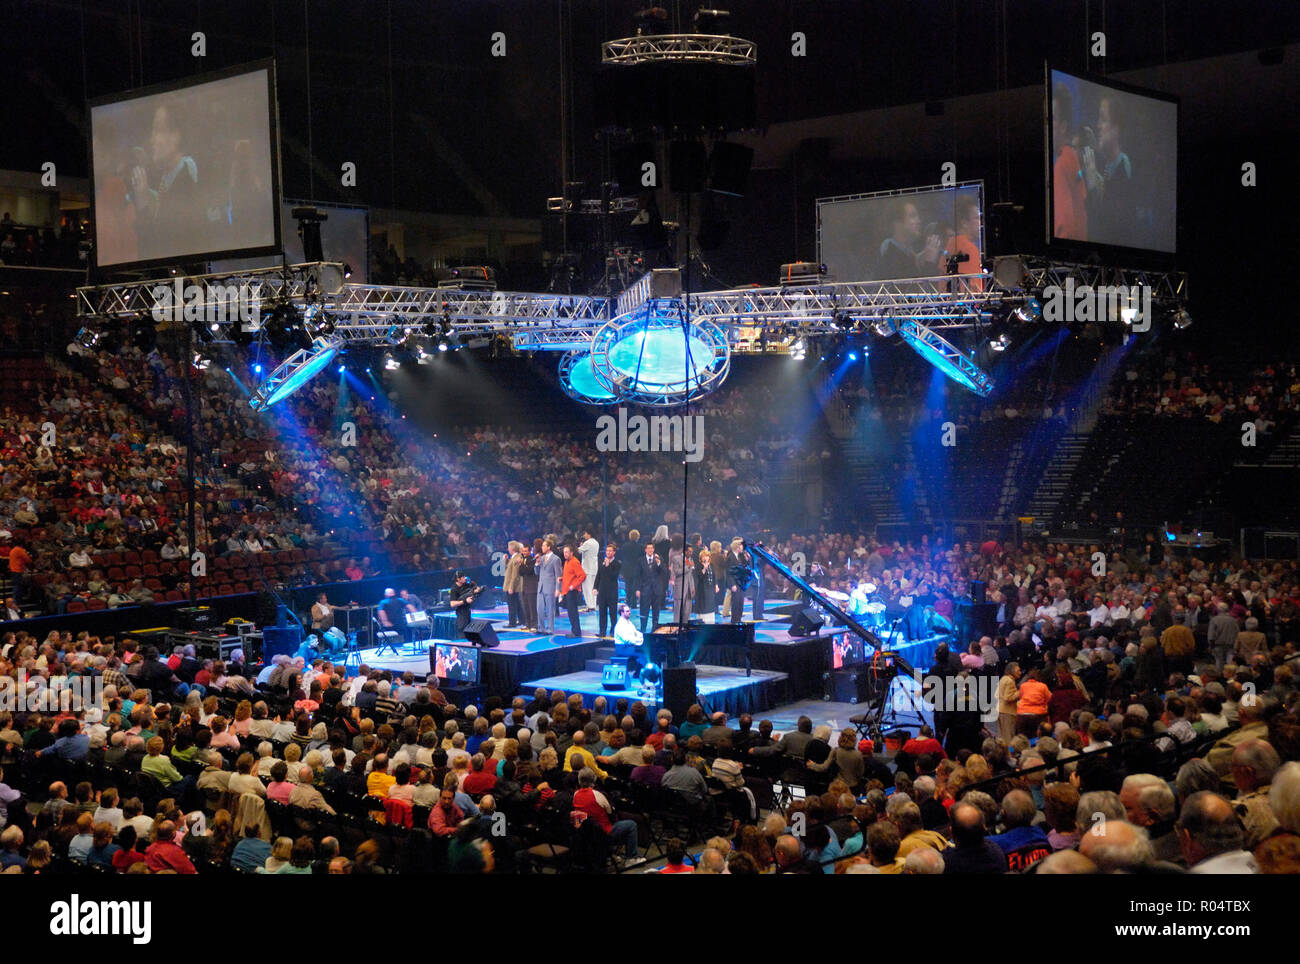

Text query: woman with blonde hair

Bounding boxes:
[257,836,294,873]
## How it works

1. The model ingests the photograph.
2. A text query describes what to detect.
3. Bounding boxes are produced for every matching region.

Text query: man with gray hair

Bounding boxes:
[892,799,949,857]
[988,789,1050,872]
[1076,790,1125,839]
[1230,739,1282,848]
[1207,602,1239,672]
[903,846,946,874]
[1177,791,1257,873]
[1120,774,1180,864]
[1079,820,1156,872]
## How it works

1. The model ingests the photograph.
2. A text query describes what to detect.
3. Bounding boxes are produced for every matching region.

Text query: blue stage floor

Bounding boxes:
[521,663,788,718]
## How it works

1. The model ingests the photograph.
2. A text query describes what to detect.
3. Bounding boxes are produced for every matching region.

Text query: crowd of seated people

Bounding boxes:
[0,527,1296,874]
[0,214,86,270]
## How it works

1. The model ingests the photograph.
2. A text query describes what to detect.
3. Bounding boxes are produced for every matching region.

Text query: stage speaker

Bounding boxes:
[663,663,697,722]
[614,141,657,193]
[669,139,708,193]
[970,580,988,604]
[602,660,629,690]
[823,669,871,704]
[955,600,998,643]
[787,606,824,637]
[463,619,500,649]
[708,141,754,196]
[262,625,302,659]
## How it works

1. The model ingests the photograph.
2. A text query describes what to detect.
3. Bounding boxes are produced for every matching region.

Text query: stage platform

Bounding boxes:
[360,598,948,702]
[520,663,788,718]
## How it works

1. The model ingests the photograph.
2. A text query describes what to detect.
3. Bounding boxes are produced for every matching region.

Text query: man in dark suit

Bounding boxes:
[725,539,753,624]
[619,529,642,605]
[633,542,665,633]
[595,543,622,638]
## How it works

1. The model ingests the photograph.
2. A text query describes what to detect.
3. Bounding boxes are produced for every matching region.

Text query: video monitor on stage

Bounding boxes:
[90,61,282,270]
[817,182,985,283]
[832,635,865,670]
[1047,67,1178,253]
[433,642,480,683]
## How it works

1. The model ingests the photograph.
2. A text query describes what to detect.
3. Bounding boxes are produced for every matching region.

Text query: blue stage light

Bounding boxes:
[558,351,617,404]
[897,320,994,397]
[848,352,858,361]
[252,363,263,374]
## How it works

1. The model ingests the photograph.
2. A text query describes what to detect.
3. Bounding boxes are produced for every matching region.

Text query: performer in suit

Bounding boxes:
[618,529,642,605]
[518,541,539,631]
[503,540,524,628]
[669,537,695,625]
[595,543,622,638]
[725,538,753,625]
[634,541,666,633]
[534,539,563,634]
[560,544,587,637]
[449,570,481,636]
[579,529,600,612]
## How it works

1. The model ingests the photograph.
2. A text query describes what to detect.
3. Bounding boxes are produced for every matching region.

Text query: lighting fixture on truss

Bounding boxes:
[897,319,994,397]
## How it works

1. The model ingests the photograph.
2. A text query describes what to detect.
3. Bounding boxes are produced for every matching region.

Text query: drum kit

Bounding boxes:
[848,582,889,633]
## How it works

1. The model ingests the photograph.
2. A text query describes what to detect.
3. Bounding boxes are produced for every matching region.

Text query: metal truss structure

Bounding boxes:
[1002,255,1189,302]
[75,256,1188,408]
[601,34,757,65]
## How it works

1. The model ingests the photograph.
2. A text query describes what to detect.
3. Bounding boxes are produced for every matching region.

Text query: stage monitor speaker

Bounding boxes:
[602,661,629,690]
[463,619,500,648]
[787,606,824,637]
[662,663,697,723]
[262,625,302,659]
[955,601,998,643]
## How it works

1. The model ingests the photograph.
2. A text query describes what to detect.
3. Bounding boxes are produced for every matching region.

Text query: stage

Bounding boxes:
[521,660,788,718]
[359,598,948,708]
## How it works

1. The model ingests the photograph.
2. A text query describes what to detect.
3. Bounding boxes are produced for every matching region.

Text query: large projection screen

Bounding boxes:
[208,201,370,283]
[90,61,281,270]
[817,182,985,284]
[1047,67,1178,253]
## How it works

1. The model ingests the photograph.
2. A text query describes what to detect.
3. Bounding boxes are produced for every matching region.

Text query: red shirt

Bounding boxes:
[561,557,586,594]
[573,787,612,833]
[144,840,197,874]
[901,737,947,760]
[462,770,497,796]
[6,546,31,574]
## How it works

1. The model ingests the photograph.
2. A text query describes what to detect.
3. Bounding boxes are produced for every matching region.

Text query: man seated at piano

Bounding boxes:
[613,604,646,676]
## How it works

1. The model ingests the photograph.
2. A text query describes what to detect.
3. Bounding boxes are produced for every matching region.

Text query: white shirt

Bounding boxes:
[579,538,599,575]
[614,616,644,649]
[1109,604,1131,622]
[1087,604,1111,627]
[1190,850,1258,874]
